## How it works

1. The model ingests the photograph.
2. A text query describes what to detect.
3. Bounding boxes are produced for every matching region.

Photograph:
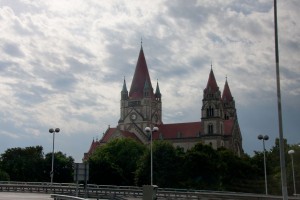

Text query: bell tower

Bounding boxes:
[118,45,162,143]
[201,68,224,135]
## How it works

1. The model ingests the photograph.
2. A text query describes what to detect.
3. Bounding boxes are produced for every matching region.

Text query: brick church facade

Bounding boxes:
[83,45,243,160]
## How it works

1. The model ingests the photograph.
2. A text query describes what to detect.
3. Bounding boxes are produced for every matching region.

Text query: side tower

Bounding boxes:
[118,45,162,143]
[222,78,236,120]
[222,78,243,156]
[201,68,224,149]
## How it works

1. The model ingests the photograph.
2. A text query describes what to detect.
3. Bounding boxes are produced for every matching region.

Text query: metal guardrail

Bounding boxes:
[0,181,300,200]
[0,181,141,199]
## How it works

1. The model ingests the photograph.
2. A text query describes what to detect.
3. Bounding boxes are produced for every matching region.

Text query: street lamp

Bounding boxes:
[288,150,296,195]
[258,134,269,195]
[145,126,159,186]
[49,128,60,185]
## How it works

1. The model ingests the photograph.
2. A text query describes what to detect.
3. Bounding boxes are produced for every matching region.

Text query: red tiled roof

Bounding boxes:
[129,46,154,99]
[83,139,100,161]
[101,127,141,143]
[222,79,233,102]
[100,127,117,142]
[205,69,219,93]
[122,130,141,141]
[153,122,202,139]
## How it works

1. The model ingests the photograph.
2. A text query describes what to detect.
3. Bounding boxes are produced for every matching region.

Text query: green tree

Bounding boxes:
[0,146,45,181]
[89,138,146,185]
[0,169,9,181]
[135,141,183,187]
[218,149,262,192]
[44,152,74,183]
[181,143,220,190]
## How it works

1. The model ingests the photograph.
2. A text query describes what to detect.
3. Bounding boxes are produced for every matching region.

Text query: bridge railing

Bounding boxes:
[1,181,300,200]
[0,181,142,199]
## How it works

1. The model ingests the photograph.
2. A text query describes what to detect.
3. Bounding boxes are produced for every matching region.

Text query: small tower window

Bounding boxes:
[224,112,229,120]
[221,124,223,134]
[206,106,214,117]
[208,124,213,134]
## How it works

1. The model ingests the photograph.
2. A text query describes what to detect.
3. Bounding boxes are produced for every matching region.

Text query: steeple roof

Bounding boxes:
[122,77,128,92]
[205,68,219,93]
[129,46,153,99]
[155,81,161,97]
[222,78,233,102]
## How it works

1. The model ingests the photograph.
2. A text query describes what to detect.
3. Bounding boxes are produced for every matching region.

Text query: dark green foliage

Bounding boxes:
[135,141,183,187]
[0,168,9,181]
[217,149,262,192]
[182,144,220,190]
[88,138,146,185]
[44,152,74,183]
[0,146,45,181]
[0,146,74,182]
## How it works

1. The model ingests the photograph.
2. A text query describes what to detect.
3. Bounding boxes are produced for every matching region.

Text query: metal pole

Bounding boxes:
[273,0,288,199]
[263,139,268,195]
[151,130,153,186]
[51,132,55,185]
[291,154,296,195]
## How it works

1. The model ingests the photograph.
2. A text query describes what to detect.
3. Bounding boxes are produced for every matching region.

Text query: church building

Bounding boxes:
[83,45,243,161]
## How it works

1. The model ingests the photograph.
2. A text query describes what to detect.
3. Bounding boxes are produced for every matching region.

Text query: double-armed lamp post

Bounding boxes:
[49,128,60,185]
[258,134,269,195]
[145,126,159,186]
[288,150,296,195]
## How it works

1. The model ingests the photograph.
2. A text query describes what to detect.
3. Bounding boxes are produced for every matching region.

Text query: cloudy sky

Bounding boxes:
[0,0,299,162]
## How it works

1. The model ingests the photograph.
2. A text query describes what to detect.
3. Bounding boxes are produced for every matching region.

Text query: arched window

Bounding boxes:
[221,124,223,134]
[208,124,213,134]
[206,106,214,117]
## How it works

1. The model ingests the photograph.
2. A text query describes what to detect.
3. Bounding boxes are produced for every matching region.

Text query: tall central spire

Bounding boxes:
[129,46,153,99]
[205,68,219,93]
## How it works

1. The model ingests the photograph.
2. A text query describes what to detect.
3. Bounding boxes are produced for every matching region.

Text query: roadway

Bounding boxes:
[0,192,135,200]
[0,192,52,200]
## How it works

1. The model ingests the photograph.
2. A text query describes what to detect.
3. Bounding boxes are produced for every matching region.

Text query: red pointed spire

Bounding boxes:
[222,78,233,102]
[205,68,219,93]
[129,46,153,99]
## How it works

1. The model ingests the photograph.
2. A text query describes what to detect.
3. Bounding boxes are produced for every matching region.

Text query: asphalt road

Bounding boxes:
[0,192,52,200]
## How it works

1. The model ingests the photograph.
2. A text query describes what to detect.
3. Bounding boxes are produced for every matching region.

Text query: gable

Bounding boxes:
[154,122,202,139]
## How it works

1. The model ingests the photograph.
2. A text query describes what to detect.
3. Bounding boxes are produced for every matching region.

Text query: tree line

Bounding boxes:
[0,146,74,183]
[0,138,299,196]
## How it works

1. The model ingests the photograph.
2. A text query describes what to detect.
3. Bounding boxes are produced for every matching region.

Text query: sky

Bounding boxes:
[0,0,299,162]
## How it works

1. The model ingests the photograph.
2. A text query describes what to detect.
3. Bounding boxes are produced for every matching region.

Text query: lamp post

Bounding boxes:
[49,128,60,185]
[273,0,288,198]
[288,149,296,195]
[258,134,269,195]
[145,126,159,186]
